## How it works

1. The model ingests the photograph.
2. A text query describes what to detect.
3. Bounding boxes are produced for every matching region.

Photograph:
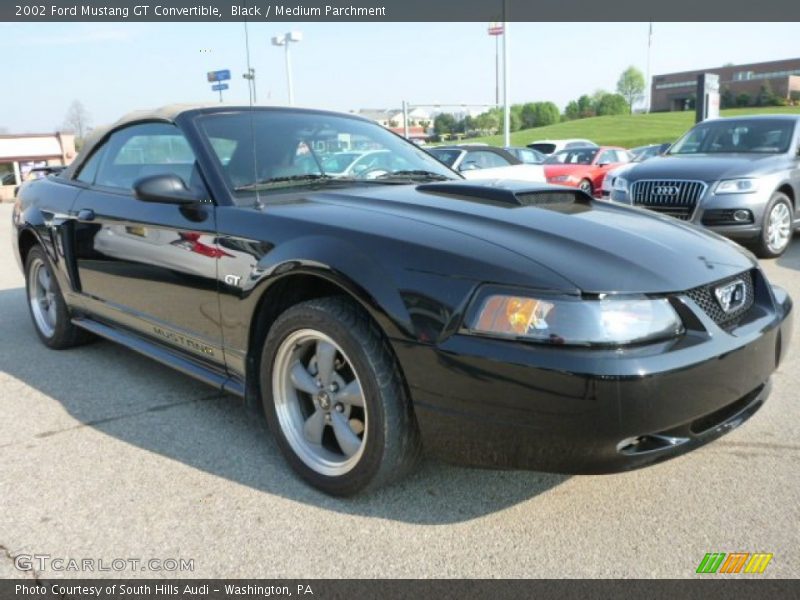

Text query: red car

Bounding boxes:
[544,146,631,197]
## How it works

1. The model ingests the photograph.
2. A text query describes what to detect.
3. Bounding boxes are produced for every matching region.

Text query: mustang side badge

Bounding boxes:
[714,279,746,314]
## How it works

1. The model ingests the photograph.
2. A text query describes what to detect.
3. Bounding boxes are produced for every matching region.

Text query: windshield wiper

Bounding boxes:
[373,170,453,183]
[235,173,349,191]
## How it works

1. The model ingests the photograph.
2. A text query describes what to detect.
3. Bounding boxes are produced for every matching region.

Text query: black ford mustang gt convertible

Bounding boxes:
[12,105,793,495]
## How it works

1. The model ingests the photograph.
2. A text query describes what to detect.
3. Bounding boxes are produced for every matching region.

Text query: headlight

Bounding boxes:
[613,177,628,192]
[715,178,759,194]
[465,290,683,346]
[549,175,572,182]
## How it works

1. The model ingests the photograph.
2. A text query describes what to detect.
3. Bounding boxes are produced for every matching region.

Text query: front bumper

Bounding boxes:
[395,282,793,473]
[611,185,774,241]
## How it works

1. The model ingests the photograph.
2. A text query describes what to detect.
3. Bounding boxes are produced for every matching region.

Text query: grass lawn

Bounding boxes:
[459,106,800,149]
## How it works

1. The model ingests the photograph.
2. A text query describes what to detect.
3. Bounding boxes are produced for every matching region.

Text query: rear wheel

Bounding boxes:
[25,245,93,349]
[754,193,794,258]
[260,297,420,495]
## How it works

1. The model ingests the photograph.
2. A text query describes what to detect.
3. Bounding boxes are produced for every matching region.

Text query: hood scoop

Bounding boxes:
[416,181,591,212]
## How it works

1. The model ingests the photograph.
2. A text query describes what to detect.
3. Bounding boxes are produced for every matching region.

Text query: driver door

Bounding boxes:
[70,122,225,363]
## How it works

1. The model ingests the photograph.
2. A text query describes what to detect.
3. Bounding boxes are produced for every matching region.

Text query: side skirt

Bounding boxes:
[72,317,246,398]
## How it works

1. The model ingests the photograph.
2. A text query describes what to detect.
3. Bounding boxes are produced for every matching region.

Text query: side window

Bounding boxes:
[466,150,510,169]
[614,150,631,163]
[76,147,105,184]
[597,150,616,164]
[95,123,199,192]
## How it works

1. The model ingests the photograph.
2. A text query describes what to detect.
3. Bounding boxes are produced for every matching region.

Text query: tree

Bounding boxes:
[720,86,736,109]
[577,95,595,118]
[616,66,646,112]
[474,110,499,133]
[563,100,580,120]
[433,113,457,135]
[756,81,781,107]
[532,102,560,127]
[736,93,751,107]
[63,100,91,144]
[595,93,630,116]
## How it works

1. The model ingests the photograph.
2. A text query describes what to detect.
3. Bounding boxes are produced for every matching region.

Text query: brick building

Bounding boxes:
[651,57,800,112]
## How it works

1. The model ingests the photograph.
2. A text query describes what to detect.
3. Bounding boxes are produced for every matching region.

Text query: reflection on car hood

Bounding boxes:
[301,180,756,294]
[625,153,787,182]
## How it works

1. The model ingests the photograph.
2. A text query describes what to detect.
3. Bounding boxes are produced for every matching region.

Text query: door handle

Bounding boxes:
[77,208,95,221]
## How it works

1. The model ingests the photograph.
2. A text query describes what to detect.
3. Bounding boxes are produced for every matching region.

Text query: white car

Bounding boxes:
[526,139,598,155]
[427,146,545,182]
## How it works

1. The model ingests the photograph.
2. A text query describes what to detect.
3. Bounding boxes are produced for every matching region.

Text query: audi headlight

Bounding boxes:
[613,177,629,192]
[549,175,572,182]
[715,178,759,194]
[465,290,683,346]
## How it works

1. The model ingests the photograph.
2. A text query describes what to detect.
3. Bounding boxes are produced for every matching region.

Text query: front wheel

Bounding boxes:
[260,297,420,495]
[754,193,794,258]
[578,179,593,196]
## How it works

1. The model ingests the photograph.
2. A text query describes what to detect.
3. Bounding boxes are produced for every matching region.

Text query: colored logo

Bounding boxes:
[696,552,773,574]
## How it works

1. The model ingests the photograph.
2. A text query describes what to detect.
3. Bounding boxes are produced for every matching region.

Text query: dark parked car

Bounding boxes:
[13,105,793,495]
[612,116,800,257]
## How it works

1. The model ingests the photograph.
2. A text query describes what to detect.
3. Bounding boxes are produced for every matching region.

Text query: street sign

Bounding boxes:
[211,83,229,92]
[207,69,231,83]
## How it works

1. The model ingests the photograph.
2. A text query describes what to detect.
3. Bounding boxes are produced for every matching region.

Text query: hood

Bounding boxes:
[301,180,755,294]
[625,153,786,182]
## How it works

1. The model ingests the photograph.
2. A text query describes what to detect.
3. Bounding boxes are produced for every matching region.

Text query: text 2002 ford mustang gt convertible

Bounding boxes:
[12,105,793,495]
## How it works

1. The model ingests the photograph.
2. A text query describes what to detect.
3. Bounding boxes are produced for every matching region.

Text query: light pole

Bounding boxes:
[502,18,510,147]
[271,31,303,105]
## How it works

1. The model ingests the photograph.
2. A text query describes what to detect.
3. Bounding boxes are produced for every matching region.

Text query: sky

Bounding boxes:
[1,21,798,133]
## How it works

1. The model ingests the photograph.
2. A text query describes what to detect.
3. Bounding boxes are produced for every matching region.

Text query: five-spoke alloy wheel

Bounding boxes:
[272,329,368,477]
[260,297,420,495]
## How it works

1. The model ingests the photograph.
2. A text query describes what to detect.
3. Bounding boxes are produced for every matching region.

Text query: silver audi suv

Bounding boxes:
[611,115,800,257]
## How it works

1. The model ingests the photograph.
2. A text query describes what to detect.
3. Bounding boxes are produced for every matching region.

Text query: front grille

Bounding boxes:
[630,179,706,220]
[685,271,755,328]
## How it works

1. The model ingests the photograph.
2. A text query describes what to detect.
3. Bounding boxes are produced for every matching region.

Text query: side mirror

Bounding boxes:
[133,174,200,205]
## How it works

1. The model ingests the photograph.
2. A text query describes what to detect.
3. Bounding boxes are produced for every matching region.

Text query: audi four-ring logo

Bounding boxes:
[654,186,679,195]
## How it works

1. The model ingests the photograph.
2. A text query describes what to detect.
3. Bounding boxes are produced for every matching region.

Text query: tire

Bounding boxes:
[578,179,593,196]
[754,192,794,258]
[24,245,94,349]
[259,296,421,496]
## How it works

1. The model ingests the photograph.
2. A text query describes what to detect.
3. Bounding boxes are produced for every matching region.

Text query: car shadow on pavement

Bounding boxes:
[0,287,567,524]
[776,234,800,271]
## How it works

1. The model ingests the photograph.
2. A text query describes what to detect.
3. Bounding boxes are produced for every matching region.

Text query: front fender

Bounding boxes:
[245,234,424,342]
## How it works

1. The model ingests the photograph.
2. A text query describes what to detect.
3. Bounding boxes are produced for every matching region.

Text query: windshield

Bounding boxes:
[544,148,598,165]
[428,148,462,167]
[669,119,796,155]
[198,109,458,198]
[528,143,556,154]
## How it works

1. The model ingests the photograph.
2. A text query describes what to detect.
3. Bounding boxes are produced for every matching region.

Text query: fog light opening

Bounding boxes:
[733,209,752,223]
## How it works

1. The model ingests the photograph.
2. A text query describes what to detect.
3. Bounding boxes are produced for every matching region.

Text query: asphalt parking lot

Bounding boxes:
[0,202,798,579]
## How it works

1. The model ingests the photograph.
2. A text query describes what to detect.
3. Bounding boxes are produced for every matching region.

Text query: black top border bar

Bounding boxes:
[4,0,800,22]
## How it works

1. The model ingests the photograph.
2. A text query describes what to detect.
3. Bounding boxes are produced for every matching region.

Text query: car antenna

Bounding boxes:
[243,14,264,210]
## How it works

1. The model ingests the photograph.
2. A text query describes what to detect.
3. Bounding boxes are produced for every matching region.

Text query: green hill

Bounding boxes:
[462,106,800,149]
